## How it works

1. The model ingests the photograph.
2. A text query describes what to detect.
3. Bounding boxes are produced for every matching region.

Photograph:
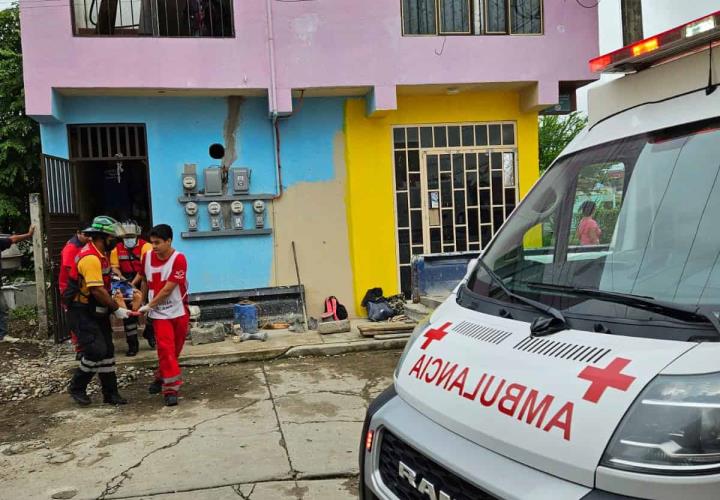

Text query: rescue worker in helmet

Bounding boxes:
[110,221,156,356]
[64,215,134,406]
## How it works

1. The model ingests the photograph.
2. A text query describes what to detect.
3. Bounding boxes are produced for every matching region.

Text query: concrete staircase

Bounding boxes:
[404,295,446,322]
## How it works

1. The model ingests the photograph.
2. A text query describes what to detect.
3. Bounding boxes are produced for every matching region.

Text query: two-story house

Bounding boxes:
[20,0,598,325]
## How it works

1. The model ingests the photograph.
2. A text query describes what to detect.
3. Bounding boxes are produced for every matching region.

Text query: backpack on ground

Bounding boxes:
[361,287,395,322]
[321,296,348,321]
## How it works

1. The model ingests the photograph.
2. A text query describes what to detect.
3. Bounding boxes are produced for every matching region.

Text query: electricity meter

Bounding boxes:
[253,200,266,229]
[230,201,244,230]
[186,202,198,215]
[208,201,223,230]
[185,202,198,231]
[208,201,222,215]
[182,164,198,194]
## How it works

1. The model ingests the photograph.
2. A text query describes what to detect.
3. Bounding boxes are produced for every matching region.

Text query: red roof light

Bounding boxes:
[589,10,720,73]
[589,54,612,73]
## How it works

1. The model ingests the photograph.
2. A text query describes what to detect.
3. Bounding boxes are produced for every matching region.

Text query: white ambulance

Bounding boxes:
[361,11,720,500]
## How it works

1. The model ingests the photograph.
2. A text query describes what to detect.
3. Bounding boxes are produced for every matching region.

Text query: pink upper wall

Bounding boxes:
[20,0,598,120]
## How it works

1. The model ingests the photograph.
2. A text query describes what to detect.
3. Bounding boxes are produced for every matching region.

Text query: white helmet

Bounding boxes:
[120,220,141,237]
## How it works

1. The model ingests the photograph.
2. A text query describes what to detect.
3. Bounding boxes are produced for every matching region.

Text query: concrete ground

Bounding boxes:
[107,319,409,368]
[0,350,400,499]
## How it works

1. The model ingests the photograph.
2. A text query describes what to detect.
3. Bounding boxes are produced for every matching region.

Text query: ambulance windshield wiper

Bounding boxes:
[475,259,569,337]
[526,283,720,337]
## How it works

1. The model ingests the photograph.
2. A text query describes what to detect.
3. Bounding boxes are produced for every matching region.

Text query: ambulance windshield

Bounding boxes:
[467,119,720,327]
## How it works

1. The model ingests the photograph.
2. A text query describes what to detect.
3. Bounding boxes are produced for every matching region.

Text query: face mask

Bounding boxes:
[123,238,137,249]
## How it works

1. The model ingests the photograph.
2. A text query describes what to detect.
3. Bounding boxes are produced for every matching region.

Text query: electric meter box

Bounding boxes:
[231,168,251,194]
[204,168,223,196]
[182,164,198,194]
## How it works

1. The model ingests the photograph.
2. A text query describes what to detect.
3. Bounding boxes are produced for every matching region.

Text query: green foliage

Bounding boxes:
[9,305,37,321]
[0,5,41,232]
[539,112,587,173]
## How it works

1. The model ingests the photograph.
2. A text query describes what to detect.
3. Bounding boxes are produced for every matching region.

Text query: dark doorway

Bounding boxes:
[74,159,152,234]
[67,124,152,236]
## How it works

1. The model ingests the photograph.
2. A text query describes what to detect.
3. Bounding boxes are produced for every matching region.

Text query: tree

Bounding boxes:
[0,4,41,233]
[538,111,587,173]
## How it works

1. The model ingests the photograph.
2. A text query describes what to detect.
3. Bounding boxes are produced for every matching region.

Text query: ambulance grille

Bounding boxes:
[452,321,512,345]
[378,430,496,500]
[513,337,611,364]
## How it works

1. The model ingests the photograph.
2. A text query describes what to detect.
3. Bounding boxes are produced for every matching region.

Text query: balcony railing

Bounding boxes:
[71,0,234,37]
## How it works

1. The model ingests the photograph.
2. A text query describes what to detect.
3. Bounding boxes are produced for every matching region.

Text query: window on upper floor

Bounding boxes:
[71,0,234,37]
[402,0,543,36]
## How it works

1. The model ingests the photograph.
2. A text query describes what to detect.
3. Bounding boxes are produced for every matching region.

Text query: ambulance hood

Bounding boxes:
[395,297,696,486]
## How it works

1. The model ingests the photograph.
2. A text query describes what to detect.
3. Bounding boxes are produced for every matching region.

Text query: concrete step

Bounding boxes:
[419,295,446,310]
[404,301,433,323]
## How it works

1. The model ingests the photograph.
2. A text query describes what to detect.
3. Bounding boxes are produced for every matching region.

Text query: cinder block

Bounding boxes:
[190,323,226,345]
[317,320,351,335]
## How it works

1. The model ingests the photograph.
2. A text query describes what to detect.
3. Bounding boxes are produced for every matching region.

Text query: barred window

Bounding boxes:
[403,0,542,36]
[439,0,471,34]
[510,0,542,34]
[402,0,437,35]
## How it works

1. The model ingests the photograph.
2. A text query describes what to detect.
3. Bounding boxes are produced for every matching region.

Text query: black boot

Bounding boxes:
[69,368,93,406]
[164,394,178,406]
[70,391,91,406]
[103,393,128,405]
[126,335,139,357]
[143,321,156,349]
[148,380,162,395]
[99,371,127,405]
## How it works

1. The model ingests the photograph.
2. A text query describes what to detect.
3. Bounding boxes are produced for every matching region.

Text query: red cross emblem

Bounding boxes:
[578,357,636,404]
[150,272,166,295]
[420,322,452,350]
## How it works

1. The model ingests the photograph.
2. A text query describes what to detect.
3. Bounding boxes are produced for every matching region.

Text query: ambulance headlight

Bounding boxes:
[602,373,720,475]
[394,315,431,380]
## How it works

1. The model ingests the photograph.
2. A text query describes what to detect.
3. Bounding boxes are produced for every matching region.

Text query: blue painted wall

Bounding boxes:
[40,96,345,293]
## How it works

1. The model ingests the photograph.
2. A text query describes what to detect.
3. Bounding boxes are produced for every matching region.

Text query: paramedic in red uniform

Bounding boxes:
[59,223,89,356]
[139,224,189,407]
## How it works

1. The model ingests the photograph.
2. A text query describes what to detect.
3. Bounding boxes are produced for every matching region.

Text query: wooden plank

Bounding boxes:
[374,333,412,340]
[358,322,416,337]
[30,193,48,338]
[357,322,416,332]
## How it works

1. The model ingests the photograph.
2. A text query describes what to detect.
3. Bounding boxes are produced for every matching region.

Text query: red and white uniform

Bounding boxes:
[142,250,189,395]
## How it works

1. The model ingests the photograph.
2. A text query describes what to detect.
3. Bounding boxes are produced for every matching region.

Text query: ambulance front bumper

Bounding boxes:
[360,387,637,500]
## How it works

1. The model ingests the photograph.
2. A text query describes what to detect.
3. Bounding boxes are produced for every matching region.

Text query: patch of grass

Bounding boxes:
[9,305,37,321]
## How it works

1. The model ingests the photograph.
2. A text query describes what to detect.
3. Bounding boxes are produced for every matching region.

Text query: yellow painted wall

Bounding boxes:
[344,91,540,313]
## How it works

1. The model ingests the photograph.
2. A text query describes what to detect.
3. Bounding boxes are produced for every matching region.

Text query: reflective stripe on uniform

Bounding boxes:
[163,374,182,384]
[80,357,116,367]
[79,364,95,373]
[96,366,116,373]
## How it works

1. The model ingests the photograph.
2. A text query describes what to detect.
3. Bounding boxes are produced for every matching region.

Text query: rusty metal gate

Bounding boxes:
[41,155,81,342]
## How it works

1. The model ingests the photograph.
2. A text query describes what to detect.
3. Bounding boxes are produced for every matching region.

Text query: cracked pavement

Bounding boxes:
[0,350,399,499]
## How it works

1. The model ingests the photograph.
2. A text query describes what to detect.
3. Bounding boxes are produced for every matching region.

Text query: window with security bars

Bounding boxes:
[402,0,542,35]
[71,0,234,37]
[393,122,518,296]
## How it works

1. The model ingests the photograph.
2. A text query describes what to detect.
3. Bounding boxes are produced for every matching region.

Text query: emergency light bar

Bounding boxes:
[590,10,720,73]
